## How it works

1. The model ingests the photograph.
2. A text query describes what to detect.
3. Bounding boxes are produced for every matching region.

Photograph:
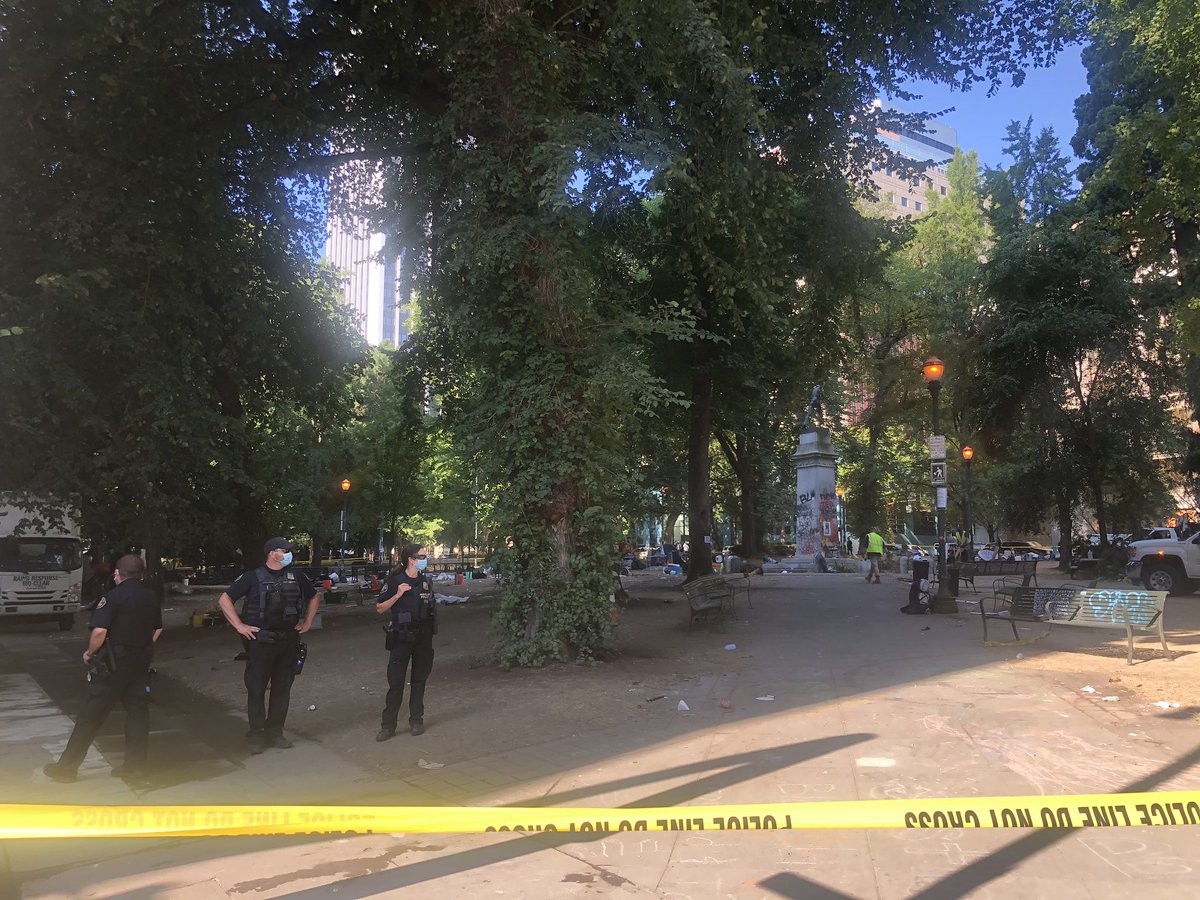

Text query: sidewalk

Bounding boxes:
[7,569,1200,898]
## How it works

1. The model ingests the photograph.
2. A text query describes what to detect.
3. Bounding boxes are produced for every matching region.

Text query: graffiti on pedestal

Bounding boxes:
[797,490,840,556]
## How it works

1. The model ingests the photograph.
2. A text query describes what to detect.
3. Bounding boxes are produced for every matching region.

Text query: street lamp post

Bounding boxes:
[340,479,351,570]
[922,358,958,613]
[962,446,975,563]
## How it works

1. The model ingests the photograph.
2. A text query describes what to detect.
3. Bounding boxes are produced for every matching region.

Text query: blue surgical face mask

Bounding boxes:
[281,552,293,567]
[414,557,428,573]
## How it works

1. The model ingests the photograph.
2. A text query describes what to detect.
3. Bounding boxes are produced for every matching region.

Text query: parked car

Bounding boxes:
[1085,533,1132,545]
[999,541,1051,559]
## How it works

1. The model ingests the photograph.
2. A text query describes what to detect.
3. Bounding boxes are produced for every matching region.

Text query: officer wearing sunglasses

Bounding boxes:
[375,542,436,740]
[217,537,319,753]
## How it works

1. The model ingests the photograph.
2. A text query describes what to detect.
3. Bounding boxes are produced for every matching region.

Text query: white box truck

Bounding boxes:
[0,495,83,630]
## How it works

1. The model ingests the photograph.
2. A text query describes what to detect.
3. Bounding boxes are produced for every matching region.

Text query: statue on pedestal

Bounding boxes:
[800,384,823,429]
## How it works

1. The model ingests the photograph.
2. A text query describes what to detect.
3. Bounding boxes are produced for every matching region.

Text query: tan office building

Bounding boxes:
[869,103,957,217]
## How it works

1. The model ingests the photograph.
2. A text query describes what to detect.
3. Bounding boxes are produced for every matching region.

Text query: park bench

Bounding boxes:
[957,558,1038,594]
[1069,558,1100,579]
[322,579,376,605]
[682,574,744,628]
[982,586,1172,664]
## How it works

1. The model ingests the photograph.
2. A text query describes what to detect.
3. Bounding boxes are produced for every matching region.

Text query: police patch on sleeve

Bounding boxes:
[95,598,106,609]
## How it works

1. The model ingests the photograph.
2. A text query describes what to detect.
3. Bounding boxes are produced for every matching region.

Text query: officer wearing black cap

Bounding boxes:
[43,554,162,783]
[217,537,319,753]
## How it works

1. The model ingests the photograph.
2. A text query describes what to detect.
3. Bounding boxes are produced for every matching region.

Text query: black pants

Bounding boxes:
[244,631,299,737]
[381,631,434,729]
[58,648,152,771]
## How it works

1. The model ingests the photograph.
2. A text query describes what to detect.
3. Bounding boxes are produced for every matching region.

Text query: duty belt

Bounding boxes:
[254,629,299,643]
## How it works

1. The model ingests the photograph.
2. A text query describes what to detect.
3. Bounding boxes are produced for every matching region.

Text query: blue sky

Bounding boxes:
[896,44,1090,172]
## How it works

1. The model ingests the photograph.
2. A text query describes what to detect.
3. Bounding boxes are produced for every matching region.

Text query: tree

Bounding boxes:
[986,118,1075,228]
[1074,0,1200,344]
[1073,0,1200,486]
[0,2,367,575]
[842,150,992,536]
[977,216,1178,556]
[2,0,1086,657]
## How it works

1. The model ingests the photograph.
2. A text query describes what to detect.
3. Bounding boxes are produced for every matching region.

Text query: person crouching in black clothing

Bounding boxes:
[375,542,436,741]
[43,554,162,783]
[218,538,319,754]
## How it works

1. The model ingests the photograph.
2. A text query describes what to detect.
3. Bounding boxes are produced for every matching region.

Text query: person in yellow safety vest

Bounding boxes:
[865,528,885,584]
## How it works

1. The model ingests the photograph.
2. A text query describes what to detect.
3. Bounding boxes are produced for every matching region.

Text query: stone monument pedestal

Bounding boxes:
[793,427,838,569]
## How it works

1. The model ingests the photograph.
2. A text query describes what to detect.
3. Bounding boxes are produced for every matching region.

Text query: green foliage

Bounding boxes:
[976,212,1178,544]
[841,151,992,530]
[837,423,929,537]
[1072,0,1200,503]
[1,0,1091,661]
[986,118,1075,227]
[0,1,368,565]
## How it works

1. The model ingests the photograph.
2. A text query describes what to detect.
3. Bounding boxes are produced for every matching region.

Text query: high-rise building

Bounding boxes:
[869,101,957,218]
[324,217,411,346]
[842,104,961,428]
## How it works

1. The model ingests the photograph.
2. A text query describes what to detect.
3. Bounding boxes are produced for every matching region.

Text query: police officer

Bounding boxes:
[375,542,436,741]
[218,538,319,753]
[43,554,162,783]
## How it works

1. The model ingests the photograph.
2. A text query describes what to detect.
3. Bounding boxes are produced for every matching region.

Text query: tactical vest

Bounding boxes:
[391,574,434,627]
[243,567,303,629]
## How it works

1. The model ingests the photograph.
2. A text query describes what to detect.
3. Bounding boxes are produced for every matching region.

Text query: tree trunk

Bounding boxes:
[856,422,884,534]
[211,367,262,571]
[740,483,759,559]
[1090,477,1109,551]
[1055,492,1072,572]
[716,430,763,559]
[686,367,714,581]
[139,513,164,599]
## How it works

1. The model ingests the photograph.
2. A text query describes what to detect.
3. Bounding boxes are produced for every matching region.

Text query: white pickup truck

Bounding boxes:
[1127,530,1200,594]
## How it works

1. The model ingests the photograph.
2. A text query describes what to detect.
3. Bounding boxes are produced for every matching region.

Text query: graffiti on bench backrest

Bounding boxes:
[1025,588,1078,619]
[1073,589,1161,627]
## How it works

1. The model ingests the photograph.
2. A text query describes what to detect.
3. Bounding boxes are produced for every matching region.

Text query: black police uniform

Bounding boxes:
[379,570,435,734]
[55,577,162,773]
[226,565,313,739]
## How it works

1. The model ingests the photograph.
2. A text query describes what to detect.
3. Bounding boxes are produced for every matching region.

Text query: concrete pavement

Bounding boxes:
[3,569,1200,898]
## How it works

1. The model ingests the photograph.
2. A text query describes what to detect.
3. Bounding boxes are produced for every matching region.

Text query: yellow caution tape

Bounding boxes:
[2,791,1199,838]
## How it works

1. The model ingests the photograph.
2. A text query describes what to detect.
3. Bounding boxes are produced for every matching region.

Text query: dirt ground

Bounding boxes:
[960,570,1200,713]
[152,569,1200,776]
[155,571,750,771]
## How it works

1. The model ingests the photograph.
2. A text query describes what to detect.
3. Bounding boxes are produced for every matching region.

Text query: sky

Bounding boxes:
[895,44,1091,172]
